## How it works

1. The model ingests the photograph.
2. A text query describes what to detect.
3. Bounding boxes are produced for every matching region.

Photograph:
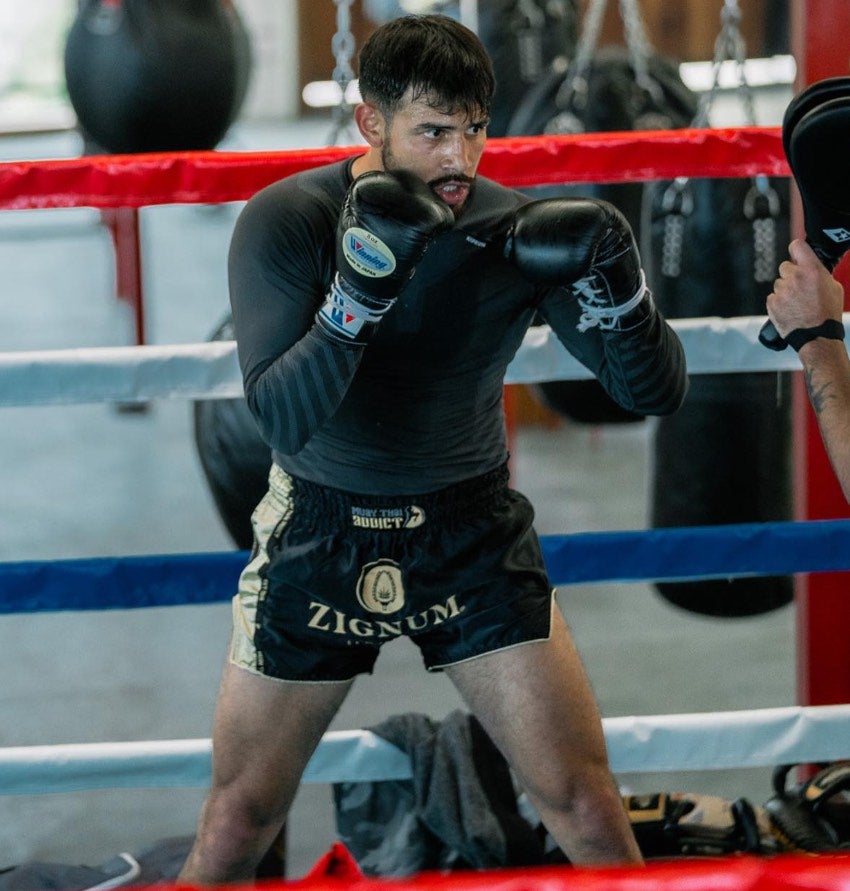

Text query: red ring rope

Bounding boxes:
[0,126,786,210]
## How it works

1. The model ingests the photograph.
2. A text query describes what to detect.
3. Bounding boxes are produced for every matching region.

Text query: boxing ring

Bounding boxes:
[3,127,850,890]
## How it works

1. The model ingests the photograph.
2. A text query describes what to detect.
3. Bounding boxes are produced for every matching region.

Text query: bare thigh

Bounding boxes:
[446,608,642,864]
[209,659,354,820]
[444,606,610,800]
[179,660,354,882]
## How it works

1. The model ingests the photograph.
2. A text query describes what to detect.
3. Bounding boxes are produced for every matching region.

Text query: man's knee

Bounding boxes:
[201,787,286,858]
[520,754,617,816]
[214,780,288,830]
[181,791,288,884]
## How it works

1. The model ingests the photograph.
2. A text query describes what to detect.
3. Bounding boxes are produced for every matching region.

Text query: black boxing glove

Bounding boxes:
[505,197,652,332]
[316,170,453,345]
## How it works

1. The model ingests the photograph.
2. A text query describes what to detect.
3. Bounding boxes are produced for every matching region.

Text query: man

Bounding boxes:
[766,238,850,500]
[179,14,687,882]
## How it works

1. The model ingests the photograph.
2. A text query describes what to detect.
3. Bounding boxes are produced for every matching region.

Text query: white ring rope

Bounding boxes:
[0,313,832,408]
[3,704,849,796]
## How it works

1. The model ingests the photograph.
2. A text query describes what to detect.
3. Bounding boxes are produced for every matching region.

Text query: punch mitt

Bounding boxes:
[760,76,850,349]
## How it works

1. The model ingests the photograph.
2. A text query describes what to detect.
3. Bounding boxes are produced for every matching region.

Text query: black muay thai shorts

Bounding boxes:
[229,462,554,682]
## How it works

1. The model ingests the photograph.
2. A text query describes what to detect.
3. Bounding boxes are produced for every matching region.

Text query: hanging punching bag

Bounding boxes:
[507,47,698,231]
[645,175,794,617]
[64,0,253,154]
[193,316,271,551]
[477,0,579,138]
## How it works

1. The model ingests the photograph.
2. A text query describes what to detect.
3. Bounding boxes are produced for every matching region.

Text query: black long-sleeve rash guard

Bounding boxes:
[228,157,688,496]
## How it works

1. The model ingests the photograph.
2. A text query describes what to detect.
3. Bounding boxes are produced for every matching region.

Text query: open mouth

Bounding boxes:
[431,179,471,207]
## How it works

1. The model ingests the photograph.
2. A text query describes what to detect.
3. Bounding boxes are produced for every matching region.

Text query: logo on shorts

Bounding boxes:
[824,227,850,244]
[357,558,405,614]
[351,505,425,530]
[342,227,397,278]
[307,594,465,639]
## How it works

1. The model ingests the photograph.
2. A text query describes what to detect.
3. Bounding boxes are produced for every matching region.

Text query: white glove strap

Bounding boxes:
[328,273,394,324]
[575,269,649,333]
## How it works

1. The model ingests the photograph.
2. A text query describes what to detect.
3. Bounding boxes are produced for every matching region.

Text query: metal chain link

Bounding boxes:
[671,0,781,287]
[618,0,661,101]
[692,0,756,128]
[745,173,781,282]
[515,0,547,83]
[549,0,658,133]
[695,0,781,284]
[547,0,607,133]
[568,0,608,90]
[327,0,358,146]
[659,177,694,280]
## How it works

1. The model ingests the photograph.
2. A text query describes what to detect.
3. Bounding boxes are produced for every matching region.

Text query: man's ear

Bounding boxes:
[354,103,385,147]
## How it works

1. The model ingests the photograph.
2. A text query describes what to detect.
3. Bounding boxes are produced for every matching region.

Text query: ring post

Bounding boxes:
[793,0,850,707]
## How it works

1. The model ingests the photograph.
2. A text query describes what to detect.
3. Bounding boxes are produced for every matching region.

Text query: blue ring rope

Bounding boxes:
[3,520,850,615]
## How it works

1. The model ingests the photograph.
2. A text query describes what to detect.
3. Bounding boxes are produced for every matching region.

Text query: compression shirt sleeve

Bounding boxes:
[537,285,688,416]
[243,327,363,455]
[228,176,365,455]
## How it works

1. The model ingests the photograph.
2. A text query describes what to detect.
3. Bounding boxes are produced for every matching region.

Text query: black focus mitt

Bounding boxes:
[760,76,850,350]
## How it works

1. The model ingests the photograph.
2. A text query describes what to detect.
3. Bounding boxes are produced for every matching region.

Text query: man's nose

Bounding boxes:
[441,134,471,170]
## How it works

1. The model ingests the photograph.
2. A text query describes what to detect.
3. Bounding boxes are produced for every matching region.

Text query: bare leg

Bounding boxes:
[445,606,642,865]
[179,660,353,884]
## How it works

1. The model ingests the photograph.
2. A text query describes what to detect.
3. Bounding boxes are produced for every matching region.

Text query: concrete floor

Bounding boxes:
[0,115,796,878]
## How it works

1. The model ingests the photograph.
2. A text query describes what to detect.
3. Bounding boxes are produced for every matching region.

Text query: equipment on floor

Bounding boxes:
[764,763,850,852]
[332,710,788,875]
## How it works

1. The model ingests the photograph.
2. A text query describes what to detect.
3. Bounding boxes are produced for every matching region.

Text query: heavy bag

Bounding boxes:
[477,0,579,138]
[64,0,253,154]
[507,46,698,230]
[193,315,271,551]
[645,175,794,617]
[508,46,698,424]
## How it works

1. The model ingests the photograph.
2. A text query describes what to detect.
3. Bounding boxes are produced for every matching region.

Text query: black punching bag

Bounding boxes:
[193,316,271,551]
[507,47,698,232]
[645,175,794,617]
[477,0,579,139]
[64,0,252,154]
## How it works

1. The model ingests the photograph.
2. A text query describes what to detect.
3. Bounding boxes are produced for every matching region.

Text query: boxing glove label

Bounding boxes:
[341,227,397,278]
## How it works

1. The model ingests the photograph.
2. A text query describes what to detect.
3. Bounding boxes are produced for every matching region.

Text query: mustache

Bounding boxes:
[429,174,474,188]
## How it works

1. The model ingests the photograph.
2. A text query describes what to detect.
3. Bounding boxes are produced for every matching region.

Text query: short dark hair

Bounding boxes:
[357,14,495,121]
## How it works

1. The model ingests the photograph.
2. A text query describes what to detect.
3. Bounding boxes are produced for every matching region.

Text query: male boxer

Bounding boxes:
[179,14,687,883]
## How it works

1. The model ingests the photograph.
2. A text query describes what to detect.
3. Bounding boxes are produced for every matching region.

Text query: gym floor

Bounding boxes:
[0,108,797,877]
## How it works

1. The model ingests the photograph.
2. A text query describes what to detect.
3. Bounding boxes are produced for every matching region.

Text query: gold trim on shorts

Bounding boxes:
[229,465,294,675]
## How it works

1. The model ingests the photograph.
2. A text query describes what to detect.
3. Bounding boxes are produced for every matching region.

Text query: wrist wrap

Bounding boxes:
[785,318,845,352]
[315,273,396,345]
